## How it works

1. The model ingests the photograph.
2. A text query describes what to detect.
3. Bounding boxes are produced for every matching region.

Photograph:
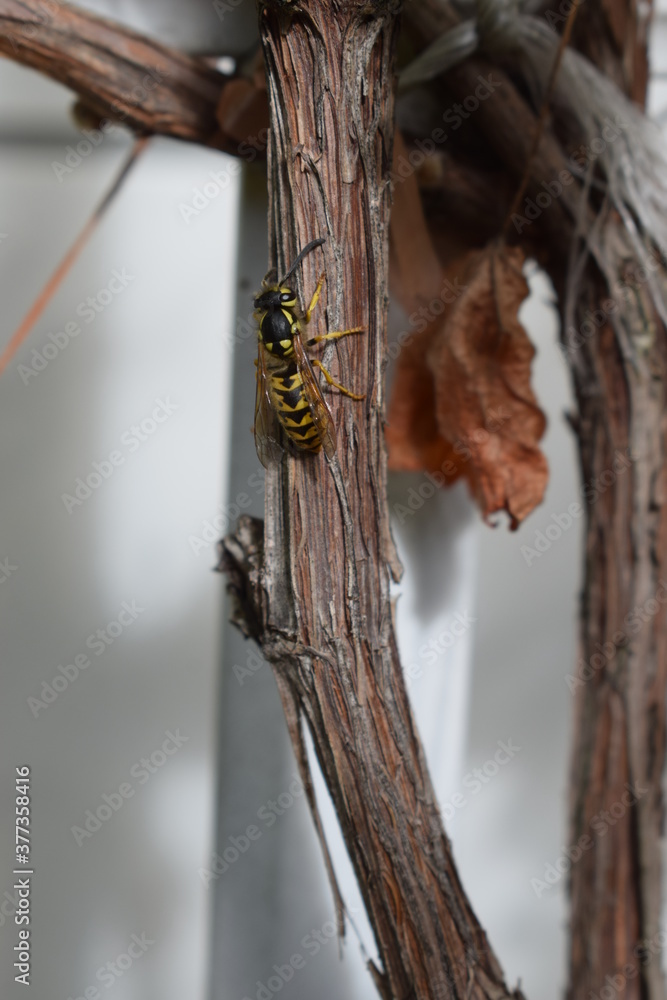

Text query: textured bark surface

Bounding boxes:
[220,2,524,998]
[400,4,667,998]
[561,5,667,1000]
[564,263,667,1000]
[0,0,232,148]
[569,0,651,104]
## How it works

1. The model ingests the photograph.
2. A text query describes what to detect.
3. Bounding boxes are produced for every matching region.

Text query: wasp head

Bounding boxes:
[254,286,297,310]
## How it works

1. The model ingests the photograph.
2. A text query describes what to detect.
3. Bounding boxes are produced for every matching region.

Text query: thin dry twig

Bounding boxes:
[502,0,579,237]
[0,137,149,376]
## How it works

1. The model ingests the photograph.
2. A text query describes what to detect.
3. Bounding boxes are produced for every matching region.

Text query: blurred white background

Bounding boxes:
[1,3,666,1000]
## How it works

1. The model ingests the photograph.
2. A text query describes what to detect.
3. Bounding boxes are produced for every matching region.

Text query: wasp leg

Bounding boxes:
[306,326,364,347]
[311,359,365,400]
[304,272,326,323]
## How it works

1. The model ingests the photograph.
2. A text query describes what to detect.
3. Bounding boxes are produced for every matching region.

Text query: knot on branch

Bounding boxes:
[217,515,334,678]
[217,514,265,642]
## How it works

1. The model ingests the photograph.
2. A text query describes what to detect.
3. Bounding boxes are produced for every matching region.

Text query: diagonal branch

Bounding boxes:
[0,0,235,149]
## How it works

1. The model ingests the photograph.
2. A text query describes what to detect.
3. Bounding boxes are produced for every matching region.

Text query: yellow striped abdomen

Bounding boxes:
[268,360,322,452]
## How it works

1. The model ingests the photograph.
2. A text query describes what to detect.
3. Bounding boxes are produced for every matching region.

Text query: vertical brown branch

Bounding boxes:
[221,1,526,998]
[564,267,667,1000]
[399,3,667,996]
[563,5,667,1000]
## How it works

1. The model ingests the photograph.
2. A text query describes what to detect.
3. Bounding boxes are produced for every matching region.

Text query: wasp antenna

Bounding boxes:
[279,237,326,286]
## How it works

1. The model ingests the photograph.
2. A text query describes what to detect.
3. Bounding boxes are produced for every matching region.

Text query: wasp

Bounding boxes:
[253,237,364,468]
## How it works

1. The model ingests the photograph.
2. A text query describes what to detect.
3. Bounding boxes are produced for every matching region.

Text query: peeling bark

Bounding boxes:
[564,269,667,1000]
[562,4,667,1000]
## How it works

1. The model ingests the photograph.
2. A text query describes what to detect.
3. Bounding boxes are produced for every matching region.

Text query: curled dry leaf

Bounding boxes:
[387,243,548,529]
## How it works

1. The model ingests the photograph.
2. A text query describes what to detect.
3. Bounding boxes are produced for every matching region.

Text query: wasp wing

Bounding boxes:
[254,344,284,468]
[292,330,337,459]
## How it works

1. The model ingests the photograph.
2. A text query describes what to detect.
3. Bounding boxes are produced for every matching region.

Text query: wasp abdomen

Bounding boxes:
[269,362,321,451]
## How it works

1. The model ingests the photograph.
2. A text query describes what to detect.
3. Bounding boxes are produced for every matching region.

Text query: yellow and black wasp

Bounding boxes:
[253,237,364,468]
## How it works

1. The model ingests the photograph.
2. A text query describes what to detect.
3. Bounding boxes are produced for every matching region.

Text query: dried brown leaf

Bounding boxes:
[385,327,462,476]
[387,243,548,529]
